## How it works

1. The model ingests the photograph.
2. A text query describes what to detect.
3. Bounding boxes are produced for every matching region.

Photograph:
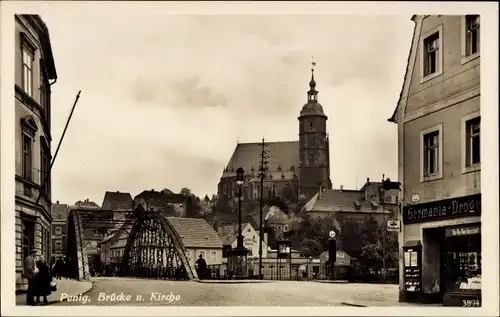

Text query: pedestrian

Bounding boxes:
[33,255,52,305]
[49,256,56,275]
[195,254,207,279]
[53,257,64,279]
[23,249,38,305]
[65,257,73,279]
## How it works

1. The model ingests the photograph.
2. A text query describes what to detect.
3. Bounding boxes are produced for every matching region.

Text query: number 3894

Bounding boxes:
[462,299,480,307]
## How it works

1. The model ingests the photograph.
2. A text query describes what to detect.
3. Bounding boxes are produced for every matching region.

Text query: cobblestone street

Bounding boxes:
[53,277,399,306]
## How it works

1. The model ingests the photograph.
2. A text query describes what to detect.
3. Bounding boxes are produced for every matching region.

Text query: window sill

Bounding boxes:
[462,164,481,174]
[461,53,480,65]
[422,173,443,183]
[420,70,443,84]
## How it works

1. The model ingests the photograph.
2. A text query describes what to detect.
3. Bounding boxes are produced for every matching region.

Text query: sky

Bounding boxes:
[33,8,414,205]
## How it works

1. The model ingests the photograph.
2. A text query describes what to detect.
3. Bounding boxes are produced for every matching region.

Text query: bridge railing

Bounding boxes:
[201,264,398,283]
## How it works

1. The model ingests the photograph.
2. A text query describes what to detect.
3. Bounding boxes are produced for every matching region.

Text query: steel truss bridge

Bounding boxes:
[66,207,198,281]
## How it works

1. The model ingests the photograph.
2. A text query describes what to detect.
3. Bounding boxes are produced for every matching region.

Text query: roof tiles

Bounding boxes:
[166,217,222,249]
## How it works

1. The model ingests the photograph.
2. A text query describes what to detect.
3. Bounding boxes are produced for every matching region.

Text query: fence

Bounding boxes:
[204,264,399,284]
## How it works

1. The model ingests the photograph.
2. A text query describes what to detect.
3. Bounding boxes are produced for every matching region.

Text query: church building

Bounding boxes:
[218,67,332,205]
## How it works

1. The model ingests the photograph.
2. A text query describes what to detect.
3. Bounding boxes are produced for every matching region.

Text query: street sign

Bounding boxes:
[387,219,400,232]
[411,194,420,203]
[329,230,336,239]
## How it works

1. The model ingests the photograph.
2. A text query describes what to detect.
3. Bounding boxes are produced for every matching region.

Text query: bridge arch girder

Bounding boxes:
[121,210,198,280]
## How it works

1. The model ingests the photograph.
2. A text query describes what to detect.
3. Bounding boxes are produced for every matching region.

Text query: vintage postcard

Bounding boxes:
[0,1,498,316]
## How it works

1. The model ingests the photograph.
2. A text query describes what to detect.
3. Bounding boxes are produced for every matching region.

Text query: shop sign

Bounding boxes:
[387,219,400,232]
[402,194,481,224]
[445,224,480,237]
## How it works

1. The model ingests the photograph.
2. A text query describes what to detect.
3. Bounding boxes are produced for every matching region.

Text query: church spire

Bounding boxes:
[307,57,318,102]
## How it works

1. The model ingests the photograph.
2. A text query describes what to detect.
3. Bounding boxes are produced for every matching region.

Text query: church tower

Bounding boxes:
[298,64,332,200]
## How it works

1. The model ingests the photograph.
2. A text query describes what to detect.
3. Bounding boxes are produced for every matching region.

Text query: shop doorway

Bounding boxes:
[22,218,36,261]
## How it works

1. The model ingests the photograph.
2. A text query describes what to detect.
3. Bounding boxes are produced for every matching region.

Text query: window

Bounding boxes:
[211,251,216,261]
[199,251,205,258]
[462,113,481,173]
[423,33,439,77]
[22,134,33,181]
[444,233,481,294]
[284,225,289,231]
[420,124,443,182]
[424,131,439,176]
[420,25,443,83]
[22,46,34,97]
[466,117,480,166]
[55,227,62,235]
[55,240,62,251]
[465,15,480,56]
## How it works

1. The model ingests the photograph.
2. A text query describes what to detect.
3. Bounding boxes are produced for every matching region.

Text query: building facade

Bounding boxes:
[14,14,57,291]
[218,222,269,260]
[51,201,70,259]
[134,189,191,217]
[303,178,399,222]
[389,15,481,306]
[169,217,224,268]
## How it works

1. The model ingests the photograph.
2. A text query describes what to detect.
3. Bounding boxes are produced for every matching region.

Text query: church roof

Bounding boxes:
[222,141,299,179]
[300,101,325,117]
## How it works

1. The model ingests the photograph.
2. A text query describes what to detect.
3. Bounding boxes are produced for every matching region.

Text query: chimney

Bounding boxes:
[318,183,323,199]
[151,189,154,192]
[340,185,343,191]
[367,177,370,184]
[56,200,59,204]
[116,191,120,193]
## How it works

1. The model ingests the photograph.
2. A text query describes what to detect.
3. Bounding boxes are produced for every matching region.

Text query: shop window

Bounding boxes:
[444,229,481,293]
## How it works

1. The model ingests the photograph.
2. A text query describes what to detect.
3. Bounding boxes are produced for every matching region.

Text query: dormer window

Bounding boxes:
[281,173,285,179]
[353,200,361,210]
[277,165,282,172]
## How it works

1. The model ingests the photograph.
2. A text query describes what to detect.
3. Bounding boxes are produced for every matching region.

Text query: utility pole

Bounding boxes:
[36,91,82,205]
[382,174,387,282]
[258,138,269,280]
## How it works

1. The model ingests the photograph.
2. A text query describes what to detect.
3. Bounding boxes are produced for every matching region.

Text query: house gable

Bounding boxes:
[388,15,422,123]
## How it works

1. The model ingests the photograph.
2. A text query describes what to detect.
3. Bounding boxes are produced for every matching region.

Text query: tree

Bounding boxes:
[339,216,399,275]
[179,187,192,196]
[283,214,338,257]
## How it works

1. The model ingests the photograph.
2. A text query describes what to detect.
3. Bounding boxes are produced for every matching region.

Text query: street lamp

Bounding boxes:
[229,167,249,279]
[328,230,337,280]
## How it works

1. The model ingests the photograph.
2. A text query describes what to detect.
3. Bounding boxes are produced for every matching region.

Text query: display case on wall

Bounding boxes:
[403,246,422,293]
